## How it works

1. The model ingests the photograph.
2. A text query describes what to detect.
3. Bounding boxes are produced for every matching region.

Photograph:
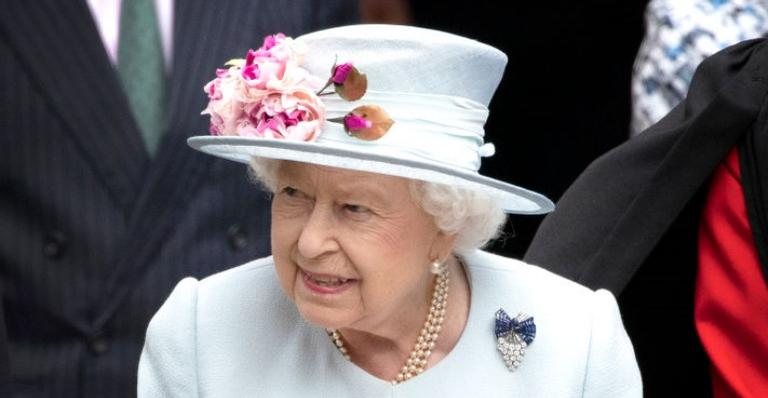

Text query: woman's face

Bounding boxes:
[271,161,454,332]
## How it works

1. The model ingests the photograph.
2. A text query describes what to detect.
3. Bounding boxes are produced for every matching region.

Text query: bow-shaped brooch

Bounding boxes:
[494,309,536,371]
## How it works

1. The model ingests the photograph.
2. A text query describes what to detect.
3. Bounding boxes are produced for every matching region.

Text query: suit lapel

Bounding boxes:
[0,0,148,210]
[93,0,275,331]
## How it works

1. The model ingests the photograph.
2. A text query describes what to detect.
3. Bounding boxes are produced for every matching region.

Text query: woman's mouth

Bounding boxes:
[301,269,356,294]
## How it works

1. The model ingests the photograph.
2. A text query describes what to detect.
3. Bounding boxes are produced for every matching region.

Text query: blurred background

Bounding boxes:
[362,0,650,257]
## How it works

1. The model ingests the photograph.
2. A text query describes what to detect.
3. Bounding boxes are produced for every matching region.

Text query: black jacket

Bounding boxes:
[525,39,768,397]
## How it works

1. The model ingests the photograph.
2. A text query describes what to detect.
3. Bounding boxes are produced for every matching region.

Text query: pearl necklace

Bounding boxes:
[327,268,450,384]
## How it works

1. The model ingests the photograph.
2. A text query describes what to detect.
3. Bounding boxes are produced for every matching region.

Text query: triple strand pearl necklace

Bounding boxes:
[327,267,450,384]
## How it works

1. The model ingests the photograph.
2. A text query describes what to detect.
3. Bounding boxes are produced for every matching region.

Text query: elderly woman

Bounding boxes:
[138,25,641,396]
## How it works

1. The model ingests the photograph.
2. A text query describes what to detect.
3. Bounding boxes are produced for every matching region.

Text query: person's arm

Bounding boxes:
[138,278,200,397]
[583,289,642,397]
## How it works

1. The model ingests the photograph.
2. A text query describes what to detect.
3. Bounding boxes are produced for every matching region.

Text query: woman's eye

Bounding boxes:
[280,186,298,196]
[343,204,369,214]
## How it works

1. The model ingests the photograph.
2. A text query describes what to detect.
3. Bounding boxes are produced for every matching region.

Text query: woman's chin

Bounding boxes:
[296,305,349,330]
[290,271,361,329]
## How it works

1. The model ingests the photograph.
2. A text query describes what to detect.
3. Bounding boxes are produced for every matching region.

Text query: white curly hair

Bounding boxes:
[249,158,507,255]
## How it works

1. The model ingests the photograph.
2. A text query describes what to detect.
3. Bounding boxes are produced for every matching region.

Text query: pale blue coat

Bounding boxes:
[138,250,642,397]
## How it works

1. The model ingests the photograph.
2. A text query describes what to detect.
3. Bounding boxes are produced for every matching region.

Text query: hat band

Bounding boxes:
[320,91,491,172]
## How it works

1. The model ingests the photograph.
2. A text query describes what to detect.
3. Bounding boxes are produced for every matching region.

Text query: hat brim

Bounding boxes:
[188,136,554,215]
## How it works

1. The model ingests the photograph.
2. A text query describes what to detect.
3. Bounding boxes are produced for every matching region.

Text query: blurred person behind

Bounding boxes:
[630,0,768,135]
[359,0,412,24]
[527,38,768,397]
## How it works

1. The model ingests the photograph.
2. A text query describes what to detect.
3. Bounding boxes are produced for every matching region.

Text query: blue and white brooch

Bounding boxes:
[494,309,536,371]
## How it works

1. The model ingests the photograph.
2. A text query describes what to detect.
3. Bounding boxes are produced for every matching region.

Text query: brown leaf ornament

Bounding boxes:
[330,63,368,101]
[337,105,394,140]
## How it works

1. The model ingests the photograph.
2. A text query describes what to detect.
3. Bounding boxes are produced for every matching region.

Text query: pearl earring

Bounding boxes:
[430,259,446,275]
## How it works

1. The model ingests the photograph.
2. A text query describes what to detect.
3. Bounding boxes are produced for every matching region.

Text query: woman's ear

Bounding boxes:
[429,230,458,263]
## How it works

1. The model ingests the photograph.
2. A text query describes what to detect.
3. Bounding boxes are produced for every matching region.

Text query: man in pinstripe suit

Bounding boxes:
[0,1,358,396]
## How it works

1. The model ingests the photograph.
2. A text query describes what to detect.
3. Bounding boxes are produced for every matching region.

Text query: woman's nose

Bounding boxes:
[297,206,339,259]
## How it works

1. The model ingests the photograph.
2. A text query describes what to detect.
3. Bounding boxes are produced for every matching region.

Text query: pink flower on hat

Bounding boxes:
[241,91,324,140]
[203,68,245,136]
[203,32,394,142]
[201,33,325,141]
[262,33,283,50]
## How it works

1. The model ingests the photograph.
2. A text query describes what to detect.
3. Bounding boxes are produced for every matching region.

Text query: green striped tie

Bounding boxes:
[117,0,166,156]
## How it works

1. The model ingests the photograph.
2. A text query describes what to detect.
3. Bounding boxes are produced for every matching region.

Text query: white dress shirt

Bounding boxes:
[86,0,174,67]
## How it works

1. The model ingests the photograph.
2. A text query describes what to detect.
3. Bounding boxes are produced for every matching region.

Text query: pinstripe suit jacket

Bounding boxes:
[0,1,358,396]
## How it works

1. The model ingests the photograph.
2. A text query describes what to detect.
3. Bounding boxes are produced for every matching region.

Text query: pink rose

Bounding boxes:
[241,64,259,81]
[208,114,224,135]
[243,91,325,140]
[201,69,246,136]
[201,33,324,142]
[262,33,286,51]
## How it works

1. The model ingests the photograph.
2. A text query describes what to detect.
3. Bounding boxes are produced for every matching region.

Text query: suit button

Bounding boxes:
[43,230,67,260]
[227,224,248,251]
[88,335,109,355]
